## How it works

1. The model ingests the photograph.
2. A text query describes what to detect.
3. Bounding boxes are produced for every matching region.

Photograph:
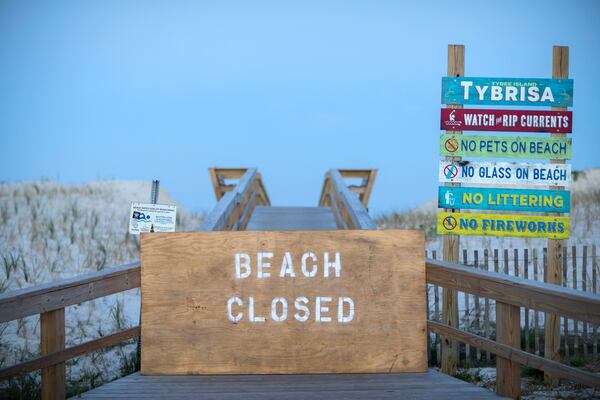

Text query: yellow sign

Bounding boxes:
[437,212,569,239]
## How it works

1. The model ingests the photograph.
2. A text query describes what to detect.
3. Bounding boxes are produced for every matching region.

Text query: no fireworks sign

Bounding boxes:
[437,212,569,240]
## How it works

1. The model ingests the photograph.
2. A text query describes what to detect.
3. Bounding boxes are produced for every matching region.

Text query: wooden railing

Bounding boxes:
[319,169,377,229]
[208,168,270,204]
[427,258,600,397]
[0,262,141,399]
[201,167,270,231]
[427,246,599,364]
[3,259,598,399]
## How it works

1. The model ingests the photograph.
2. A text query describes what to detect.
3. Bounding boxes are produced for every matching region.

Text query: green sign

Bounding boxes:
[440,134,571,160]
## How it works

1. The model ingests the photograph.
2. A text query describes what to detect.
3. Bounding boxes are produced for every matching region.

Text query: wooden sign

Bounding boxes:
[437,212,569,239]
[438,160,571,187]
[438,187,570,213]
[141,230,427,375]
[440,108,572,133]
[441,77,573,107]
[440,134,571,159]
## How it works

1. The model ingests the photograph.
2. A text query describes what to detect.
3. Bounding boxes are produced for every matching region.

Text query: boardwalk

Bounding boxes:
[3,168,597,400]
[71,370,503,399]
[246,206,338,231]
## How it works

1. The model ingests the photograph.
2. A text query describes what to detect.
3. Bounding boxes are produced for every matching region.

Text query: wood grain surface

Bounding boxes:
[72,370,502,400]
[141,230,426,375]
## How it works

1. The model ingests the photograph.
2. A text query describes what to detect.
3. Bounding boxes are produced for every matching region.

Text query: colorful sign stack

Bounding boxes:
[437,77,573,239]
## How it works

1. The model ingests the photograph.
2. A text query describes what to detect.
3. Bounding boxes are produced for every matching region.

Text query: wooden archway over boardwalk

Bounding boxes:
[0,168,598,400]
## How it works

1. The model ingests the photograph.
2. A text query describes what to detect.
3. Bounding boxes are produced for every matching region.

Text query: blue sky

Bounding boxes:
[1,1,599,214]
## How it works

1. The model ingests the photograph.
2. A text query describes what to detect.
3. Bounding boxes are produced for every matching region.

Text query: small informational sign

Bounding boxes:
[441,77,573,107]
[141,230,426,374]
[438,187,570,213]
[438,160,571,187]
[129,202,176,234]
[439,134,571,159]
[437,212,569,239]
[440,108,572,133]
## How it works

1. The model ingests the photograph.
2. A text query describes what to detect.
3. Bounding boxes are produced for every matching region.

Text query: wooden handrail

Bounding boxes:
[429,321,600,388]
[0,327,140,380]
[426,258,600,325]
[338,169,377,206]
[428,257,600,393]
[2,259,598,378]
[208,168,271,205]
[208,168,250,200]
[0,259,597,399]
[200,168,270,231]
[320,169,377,230]
[0,261,140,323]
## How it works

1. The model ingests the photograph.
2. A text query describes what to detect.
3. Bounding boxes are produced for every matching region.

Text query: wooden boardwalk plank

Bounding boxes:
[71,370,503,399]
[246,206,338,231]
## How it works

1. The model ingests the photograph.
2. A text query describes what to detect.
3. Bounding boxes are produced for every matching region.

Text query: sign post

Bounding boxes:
[545,45,569,387]
[136,179,161,369]
[437,44,573,396]
[440,44,462,377]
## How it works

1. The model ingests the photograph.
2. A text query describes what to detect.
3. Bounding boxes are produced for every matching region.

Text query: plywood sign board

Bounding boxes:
[141,230,426,375]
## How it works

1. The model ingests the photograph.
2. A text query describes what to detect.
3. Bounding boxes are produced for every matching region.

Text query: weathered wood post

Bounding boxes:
[544,45,568,386]
[440,43,463,375]
[496,303,521,398]
[41,308,65,400]
[136,180,160,367]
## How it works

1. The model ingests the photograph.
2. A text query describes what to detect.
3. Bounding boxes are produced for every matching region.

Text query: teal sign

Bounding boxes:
[438,187,570,213]
[441,77,573,107]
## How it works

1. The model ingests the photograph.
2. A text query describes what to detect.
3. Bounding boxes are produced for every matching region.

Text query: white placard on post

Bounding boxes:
[129,202,177,234]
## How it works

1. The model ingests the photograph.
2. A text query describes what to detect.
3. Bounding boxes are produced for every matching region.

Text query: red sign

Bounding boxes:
[440,109,572,133]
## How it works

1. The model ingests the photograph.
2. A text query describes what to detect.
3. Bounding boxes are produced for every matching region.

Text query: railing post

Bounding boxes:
[496,301,521,399]
[41,308,65,400]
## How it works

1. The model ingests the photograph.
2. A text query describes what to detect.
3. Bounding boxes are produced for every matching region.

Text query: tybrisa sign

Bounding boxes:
[440,108,572,133]
[438,187,570,213]
[438,160,571,187]
[440,134,571,159]
[441,77,573,107]
[437,212,569,239]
